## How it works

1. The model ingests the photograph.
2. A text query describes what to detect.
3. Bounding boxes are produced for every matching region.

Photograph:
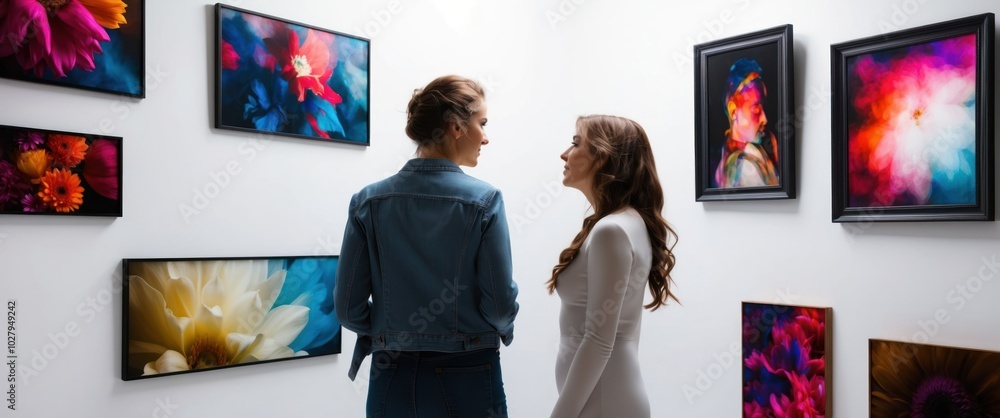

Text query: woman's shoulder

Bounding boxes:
[596,207,643,227]
[353,170,502,207]
[592,208,645,242]
[456,173,501,194]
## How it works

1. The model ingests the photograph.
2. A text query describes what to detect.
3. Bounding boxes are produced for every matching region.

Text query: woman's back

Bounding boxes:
[338,158,517,353]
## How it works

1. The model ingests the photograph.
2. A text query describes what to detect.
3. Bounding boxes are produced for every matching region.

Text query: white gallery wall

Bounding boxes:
[1,0,999,416]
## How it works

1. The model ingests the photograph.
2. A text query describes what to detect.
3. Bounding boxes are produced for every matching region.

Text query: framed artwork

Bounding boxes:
[0,0,144,97]
[0,125,122,217]
[695,25,795,201]
[870,339,1000,417]
[122,256,342,381]
[215,4,370,145]
[832,13,994,222]
[742,302,830,417]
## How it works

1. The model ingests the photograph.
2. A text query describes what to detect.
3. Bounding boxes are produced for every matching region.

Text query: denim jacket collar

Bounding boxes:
[401,158,464,173]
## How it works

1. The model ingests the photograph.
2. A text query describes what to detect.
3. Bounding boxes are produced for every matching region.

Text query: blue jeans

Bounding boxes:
[367,349,508,418]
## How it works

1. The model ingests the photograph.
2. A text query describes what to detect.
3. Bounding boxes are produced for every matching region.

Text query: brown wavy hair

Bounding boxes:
[547,115,679,310]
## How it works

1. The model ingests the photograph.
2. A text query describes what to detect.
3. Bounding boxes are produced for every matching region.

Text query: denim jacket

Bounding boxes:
[334,158,519,380]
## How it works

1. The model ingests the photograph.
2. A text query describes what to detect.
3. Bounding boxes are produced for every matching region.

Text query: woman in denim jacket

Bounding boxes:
[335,75,519,418]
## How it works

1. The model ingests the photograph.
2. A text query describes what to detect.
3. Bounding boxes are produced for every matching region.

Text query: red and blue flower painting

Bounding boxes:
[0,0,144,97]
[216,5,369,145]
[742,302,829,417]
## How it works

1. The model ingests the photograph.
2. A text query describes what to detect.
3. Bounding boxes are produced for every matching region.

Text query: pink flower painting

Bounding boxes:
[0,0,142,96]
[743,303,829,418]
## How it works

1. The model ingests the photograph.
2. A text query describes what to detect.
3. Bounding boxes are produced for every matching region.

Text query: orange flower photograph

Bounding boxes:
[0,125,121,216]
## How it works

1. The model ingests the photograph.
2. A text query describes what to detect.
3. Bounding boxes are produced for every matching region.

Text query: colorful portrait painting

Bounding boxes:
[0,125,121,216]
[742,302,829,417]
[123,256,342,380]
[709,54,781,190]
[215,4,369,145]
[695,25,794,201]
[846,34,978,208]
[0,0,144,97]
[870,339,1000,417]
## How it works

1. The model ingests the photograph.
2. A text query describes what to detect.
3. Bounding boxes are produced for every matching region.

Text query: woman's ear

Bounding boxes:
[440,122,459,140]
[451,121,465,137]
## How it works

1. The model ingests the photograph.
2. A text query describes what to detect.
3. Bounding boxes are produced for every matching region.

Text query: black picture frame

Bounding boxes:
[0,0,145,98]
[214,4,370,146]
[0,124,123,217]
[695,25,795,201]
[831,13,994,222]
[122,255,342,381]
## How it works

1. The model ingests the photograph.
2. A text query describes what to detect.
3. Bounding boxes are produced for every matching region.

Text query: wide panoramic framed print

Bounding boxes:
[0,124,122,217]
[831,13,994,222]
[122,256,342,380]
[0,0,145,97]
[695,25,795,201]
[215,4,370,145]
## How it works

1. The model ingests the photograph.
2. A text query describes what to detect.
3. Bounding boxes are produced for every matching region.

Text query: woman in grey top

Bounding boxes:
[548,115,679,418]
